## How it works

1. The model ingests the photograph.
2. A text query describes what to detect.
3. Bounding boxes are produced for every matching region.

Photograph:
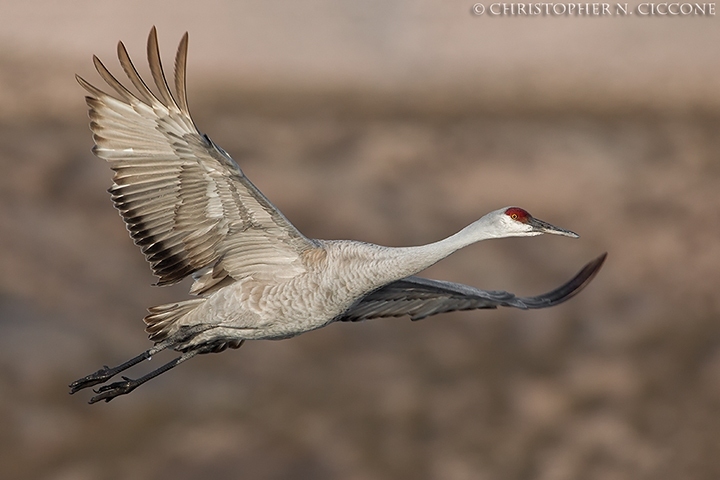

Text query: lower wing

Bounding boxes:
[337,253,606,322]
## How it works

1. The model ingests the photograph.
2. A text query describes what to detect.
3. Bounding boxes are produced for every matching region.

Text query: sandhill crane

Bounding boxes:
[70,28,606,404]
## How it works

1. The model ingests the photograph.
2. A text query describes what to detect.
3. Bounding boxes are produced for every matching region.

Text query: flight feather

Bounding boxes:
[339,253,606,322]
[77,27,316,295]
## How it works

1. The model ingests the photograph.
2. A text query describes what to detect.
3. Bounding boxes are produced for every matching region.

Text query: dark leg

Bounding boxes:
[69,341,172,394]
[69,324,216,394]
[88,349,199,403]
[88,340,243,404]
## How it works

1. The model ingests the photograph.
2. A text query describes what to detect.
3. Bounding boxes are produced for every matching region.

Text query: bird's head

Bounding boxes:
[483,207,579,239]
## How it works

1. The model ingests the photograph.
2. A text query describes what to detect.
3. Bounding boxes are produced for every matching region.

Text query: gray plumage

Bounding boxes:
[70,28,605,403]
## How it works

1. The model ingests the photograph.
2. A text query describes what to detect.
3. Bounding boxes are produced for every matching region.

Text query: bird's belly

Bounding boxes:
[202,276,360,340]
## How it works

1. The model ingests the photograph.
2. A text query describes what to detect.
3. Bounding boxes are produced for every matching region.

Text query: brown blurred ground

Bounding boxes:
[0,2,719,480]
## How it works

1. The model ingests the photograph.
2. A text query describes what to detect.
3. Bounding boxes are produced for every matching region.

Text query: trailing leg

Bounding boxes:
[69,324,215,394]
[69,340,172,394]
[88,340,245,403]
[89,349,196,403]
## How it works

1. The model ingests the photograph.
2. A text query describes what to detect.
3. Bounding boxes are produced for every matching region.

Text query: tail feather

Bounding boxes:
[144,298,205,342]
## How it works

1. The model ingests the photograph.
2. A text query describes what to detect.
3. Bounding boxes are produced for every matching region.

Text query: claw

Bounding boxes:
[69,366,118,394]
[88,378,139,404]
[69,350,158,396]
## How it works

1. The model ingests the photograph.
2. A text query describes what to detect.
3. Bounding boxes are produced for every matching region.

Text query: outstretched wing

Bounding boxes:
[338,253,606,322]
[78,27,318,294]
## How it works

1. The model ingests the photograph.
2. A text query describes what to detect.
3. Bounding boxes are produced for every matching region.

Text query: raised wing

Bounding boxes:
[338,253,606,322]
[78,28,318,294]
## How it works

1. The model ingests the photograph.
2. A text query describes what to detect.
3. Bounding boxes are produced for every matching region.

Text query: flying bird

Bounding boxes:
[70,28,606,403]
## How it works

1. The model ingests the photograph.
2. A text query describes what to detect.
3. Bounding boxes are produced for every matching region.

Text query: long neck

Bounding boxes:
[377,214,502,281]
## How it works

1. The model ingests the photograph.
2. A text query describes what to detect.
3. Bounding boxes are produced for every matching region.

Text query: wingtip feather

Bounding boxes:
[146,26,178,109]
[174,31,191,116]
[117,38,158,105]
[520,252,607,308]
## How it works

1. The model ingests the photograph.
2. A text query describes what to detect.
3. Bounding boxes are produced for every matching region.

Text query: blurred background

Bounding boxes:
[1,1,719,479]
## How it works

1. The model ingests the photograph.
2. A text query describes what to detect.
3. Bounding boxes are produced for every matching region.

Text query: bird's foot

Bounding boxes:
[69,365,120,394]
[89,376,140,404]
[70,350,155,395]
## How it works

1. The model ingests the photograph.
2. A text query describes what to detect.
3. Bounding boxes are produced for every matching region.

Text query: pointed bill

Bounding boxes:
[528,217,579,238]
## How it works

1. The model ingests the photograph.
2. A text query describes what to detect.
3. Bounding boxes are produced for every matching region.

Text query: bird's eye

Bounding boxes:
[505,207,530,223]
